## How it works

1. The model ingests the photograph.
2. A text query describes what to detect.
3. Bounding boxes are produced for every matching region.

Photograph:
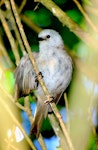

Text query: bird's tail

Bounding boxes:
[30,96,48,137]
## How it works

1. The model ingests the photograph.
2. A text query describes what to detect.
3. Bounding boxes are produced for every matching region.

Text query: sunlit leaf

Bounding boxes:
[3,71,15,94]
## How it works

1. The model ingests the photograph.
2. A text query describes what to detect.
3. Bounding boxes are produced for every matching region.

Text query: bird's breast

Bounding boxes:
[37,55,72,94]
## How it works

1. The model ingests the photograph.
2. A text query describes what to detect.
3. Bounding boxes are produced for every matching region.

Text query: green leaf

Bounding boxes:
[83,0,92,6]
[3,71,15,94]
[25,8,52,27]
[53,0,67,6]
[66,9,83,25]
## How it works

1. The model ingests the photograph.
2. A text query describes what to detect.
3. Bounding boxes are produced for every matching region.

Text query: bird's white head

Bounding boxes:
[38,29,64,50]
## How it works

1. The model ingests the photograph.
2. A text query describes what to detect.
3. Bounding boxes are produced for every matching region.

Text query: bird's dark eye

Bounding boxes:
[47,35,50,38]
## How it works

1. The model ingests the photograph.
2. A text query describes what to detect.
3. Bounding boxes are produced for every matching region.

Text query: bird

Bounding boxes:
[14,29,73,137]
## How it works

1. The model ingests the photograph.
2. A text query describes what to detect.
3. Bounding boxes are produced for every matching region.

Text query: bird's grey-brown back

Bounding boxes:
[14,53,38,99]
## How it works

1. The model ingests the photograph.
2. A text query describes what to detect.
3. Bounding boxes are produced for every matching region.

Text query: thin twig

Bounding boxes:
[64,93,70,132]
[0,9,20,65]
[18,0,27,14]
[73,0,98,33]
[5,0,26,56]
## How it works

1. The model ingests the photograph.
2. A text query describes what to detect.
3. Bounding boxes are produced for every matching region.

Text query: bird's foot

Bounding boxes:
[44,96,55,104]
[35,72,43,86]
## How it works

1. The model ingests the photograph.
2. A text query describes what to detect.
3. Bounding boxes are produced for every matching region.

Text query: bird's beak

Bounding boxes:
[38,37,45,41]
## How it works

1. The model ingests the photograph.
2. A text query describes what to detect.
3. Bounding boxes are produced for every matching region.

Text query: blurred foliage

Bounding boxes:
[83,0,92,6]
[24,8,52,27]
[2,71,15,94]
[66,9,83,24]
[88,134,97,150]
[53,0,68,6]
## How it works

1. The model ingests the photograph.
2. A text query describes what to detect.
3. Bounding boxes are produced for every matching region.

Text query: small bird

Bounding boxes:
[14,29,73,137]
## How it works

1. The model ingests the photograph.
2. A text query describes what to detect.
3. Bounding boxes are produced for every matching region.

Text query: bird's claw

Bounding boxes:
[44,96,55,104]
[35,72,43,86]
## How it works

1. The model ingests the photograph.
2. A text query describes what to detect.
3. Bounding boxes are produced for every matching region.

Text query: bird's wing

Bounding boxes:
[14,53,38,100]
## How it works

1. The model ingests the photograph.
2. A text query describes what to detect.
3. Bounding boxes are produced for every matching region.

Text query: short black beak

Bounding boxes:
[38,37,45,41]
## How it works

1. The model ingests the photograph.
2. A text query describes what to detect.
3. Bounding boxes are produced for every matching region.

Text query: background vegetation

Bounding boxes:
[0,0,98,149]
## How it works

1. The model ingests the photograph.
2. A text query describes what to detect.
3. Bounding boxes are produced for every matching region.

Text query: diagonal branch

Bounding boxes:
[34,0,98,52]
[73,0,98,33]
